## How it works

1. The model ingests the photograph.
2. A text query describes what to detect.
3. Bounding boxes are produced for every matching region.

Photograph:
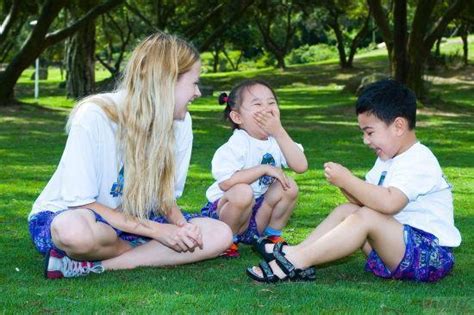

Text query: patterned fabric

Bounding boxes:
[110,166,124,197]
[200,195,265,244]
[365,225,455,282]
[258,153,276,186]
[28,209,202,256]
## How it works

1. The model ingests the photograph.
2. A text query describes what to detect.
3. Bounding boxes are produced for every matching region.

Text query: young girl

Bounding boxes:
[28,32,232,279]
[201,79,308,258]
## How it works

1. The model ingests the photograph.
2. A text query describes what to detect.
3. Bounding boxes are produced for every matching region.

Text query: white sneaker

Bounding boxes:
[44,249,104,279]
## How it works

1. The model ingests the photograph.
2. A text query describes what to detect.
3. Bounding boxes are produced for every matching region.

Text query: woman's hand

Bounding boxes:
[155,222,203,252]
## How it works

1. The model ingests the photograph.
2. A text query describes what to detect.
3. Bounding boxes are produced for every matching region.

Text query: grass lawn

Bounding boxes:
[0,41,473,313]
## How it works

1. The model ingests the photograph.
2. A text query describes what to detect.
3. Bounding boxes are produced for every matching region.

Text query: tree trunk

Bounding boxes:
[406,54,426,99]
[460,23,469,66]
[435,36,442,56]
[275,52,286,69]
[66,1,98,99]
[66,20,96,98]
[393,0,408,83]
[329,17,349,68]
[367,0,394,73]
[212,45,219,73]
[407,35,431,99]
[347,13,371,68]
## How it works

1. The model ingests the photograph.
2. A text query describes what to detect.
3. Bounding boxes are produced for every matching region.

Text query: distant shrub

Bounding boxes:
[286,44,338,65]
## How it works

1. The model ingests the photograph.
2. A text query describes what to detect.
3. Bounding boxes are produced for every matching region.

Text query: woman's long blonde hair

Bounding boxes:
[67,32,200,219]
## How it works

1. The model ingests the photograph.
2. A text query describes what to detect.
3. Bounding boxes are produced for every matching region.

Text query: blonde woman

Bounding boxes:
[28,33,232,279]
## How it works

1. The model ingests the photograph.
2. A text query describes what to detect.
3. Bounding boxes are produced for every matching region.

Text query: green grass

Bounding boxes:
[1,40,473,313]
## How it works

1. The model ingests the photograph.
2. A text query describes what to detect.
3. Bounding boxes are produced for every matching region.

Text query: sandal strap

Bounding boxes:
[298,267,316,280]
[273,243,296,278]
[272,243,316,281]
[253,237,288,262]
[259,261,276,282]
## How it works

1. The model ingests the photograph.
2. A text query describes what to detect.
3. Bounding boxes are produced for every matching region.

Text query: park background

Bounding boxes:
[0,0,473,313]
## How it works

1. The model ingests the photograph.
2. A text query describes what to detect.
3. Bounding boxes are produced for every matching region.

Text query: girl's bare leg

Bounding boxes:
[255,178,298,234]
[216,183,255,235]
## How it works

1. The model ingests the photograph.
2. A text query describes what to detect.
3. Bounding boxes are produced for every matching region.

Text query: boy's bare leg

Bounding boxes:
[297,203,361,247]
[102,218,232,269]
[216,183,255,235]
[255,178,298,234]
[262,202,361,254]
[252,207,405,278]
[51,209,132,261]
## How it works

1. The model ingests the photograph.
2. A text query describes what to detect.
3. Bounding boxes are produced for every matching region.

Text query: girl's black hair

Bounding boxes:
[218,79,277,130]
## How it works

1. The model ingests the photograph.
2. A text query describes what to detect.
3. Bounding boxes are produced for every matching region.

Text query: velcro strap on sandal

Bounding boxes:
[273,243,296,278]
[259,261,275,282]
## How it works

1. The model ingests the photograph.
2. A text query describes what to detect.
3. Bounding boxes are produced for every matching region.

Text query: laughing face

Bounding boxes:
[357,112,402,161]
[174,61,202,120]
[230,84,279,140]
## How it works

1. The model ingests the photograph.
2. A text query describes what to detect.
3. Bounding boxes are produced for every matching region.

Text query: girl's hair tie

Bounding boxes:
[218,92,230,105]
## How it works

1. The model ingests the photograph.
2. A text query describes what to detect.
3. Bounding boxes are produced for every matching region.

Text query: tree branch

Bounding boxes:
[367,0,393,51]
[0,0,21,45]
[184,3,225,39]
[424,0,467,48]
[44,0,124,47]
[124,1,159,32]
[198,0,255,51]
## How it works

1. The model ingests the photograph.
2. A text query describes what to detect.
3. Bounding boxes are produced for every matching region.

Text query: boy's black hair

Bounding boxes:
[356,79,417,129]
[218,79,277,130]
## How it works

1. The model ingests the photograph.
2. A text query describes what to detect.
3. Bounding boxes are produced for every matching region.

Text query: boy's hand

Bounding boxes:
[254,108,284,137]
[263,165,290,190]
[324,162,353,188]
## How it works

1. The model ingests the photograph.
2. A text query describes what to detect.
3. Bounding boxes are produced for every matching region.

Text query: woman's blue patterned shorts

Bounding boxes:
[28,209,201,256]
[365,225,455,282]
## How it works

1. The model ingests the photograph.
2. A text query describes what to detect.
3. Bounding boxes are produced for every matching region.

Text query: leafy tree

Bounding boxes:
[95,5,135,78]
[253,0,302,69]
[368,0,468,99]
[309,0,372,68]
[0,0,123,106]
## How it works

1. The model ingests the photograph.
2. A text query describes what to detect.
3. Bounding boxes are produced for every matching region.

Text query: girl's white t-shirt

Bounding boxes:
[206,129,303,202]
[365,142,461,247]
[29,92,193,219]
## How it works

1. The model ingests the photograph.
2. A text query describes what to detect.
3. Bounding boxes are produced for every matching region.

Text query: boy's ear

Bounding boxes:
[229,111,242,125]
[393,117,408,135]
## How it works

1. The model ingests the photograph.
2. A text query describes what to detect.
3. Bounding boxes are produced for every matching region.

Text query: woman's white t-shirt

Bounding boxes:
[29,92,193,219]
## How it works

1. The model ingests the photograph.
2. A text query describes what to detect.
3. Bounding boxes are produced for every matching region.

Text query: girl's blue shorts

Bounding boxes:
[200,195,264,244]
[28,208,201,256]
[365,225,455,282]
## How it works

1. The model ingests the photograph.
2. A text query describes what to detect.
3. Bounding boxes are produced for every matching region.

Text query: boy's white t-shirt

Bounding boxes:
[29,91,193,219]
[206,129,303,202]
[365,142,461,247]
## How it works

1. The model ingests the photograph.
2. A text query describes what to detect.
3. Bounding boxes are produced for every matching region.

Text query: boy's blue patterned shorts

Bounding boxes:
[200,195,264,244]
[28,209,201,256]
[365,225,455,282]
